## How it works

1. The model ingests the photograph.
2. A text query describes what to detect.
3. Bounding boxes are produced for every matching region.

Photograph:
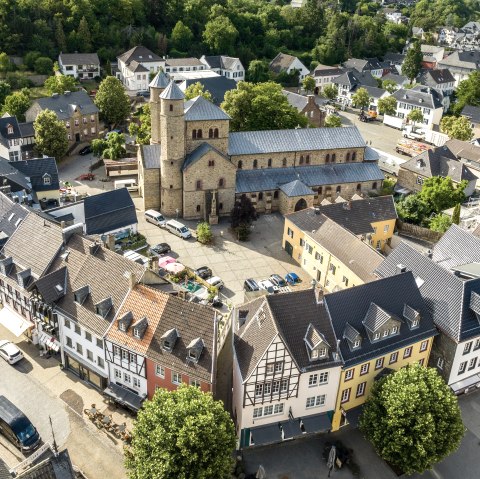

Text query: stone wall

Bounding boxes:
[185,119,229,155]
[397,167,423,194]
[138,150,161,211]
[396,219,443,244]
[278,191,315,215]
[428,332,457,385]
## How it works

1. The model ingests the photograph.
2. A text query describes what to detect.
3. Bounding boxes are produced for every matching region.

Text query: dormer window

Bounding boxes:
[118,311,133,332]
[161,328,179,352]
[95,297,112,318]
[131,316,148,339]
[383,330,389,337]
[187,338,204,363]
[353,339,361,349]
[362,302,400,343]
[304,323,330,361]
[403,304,421,329]
[73,285,90,305]
[120,323,127,332]
[133,328,140,338]
[7,124,13,135]
[391,326,398,334]
[412,319,419,327]
[374,332,380,340]
[43,174,51,186]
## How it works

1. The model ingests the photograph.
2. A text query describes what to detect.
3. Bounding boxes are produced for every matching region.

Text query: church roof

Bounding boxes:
[184,96,231,121]
[149,71,170,89]
[182,143,230,171]
[160,81,185,100]
[279,180,315,197]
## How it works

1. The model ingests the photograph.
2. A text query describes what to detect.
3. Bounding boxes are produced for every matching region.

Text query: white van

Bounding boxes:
[145,209,166,227]
[166,219,192,239]
[114,179,138,192]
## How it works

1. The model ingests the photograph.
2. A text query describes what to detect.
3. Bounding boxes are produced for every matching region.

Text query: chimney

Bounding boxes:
[396,264,407,274]
[307,94,315,106]
[343,201,352,210]
[60,221,66,229]
[89,241,100,255]
[103,234,115,251]
[425,249,433,258]
[126,271,136,290]
[148,256,159,274]
[62,223,83,245]
[314,206,321,215]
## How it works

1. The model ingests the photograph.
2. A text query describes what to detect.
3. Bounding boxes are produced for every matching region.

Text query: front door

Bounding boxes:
[75,133,80,142]
[285,241,293,257]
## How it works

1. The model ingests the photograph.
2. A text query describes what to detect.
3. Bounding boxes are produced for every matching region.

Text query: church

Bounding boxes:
[137,72,384,224]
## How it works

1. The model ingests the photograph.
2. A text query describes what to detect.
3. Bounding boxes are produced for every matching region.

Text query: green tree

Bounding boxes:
[184,82,213,102]
[396,194,430,224]
[33,109,68,160]
[402,41,422,83]
[34,57,54,75]
[170,21,193,52]
[2,89,30,121]
[129,104,151,145]
[231,194,257,241]
[302,75,316,94]
[455,71,480,113]
[91,138,108,157]
[24,51,41,71]
[95,76,130,126]
[351,87,370,109]
[325,114,342,127]
[418,176,467,214]
[440,115,473,141]
[101,133,126,160]
[54,18,67,52]
[451,203,461,225]
[247,60,269,83]
[381,79,398,94]
[429,213,452,233]
[222,81,308,131]
[377,96,397,116]
[196,222,213,244]
[0,53,14,77]
[44,74,76,95]
[360,364,464,475]
[323,84,338,101]
[203,16,238,55]
[407,108,424,127]
[77,17,92,53]
[125,385,235,479]
[0,81,11,106]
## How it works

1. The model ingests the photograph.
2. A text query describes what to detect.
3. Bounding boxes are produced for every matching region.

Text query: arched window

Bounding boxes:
[352,152,356,162]
[346,153,350,162]
[273,191,279,199]
[208,160,215,167]
[268,158,272,167]
[196,205,201,212]
[326,154,330,163]
[332,153,336,163]
[299,155,304,165]
[372,182,378,190]
[218,178,225,188]
[197,129,203,139]
[196,180,202,190]
[209,128,213,138]
[318,186,323,195]
[336,185,341,194]
[356,183,361,191]
[192,129,197,139]
[258,192,263,200]
[282,158,287,166]
[253,159,258,169]
[214,128,219,138]
[238,160,243,169]
[306,155,310,164]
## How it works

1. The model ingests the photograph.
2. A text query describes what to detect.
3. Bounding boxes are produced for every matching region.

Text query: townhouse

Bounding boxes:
[376,226,480,395]
[233,289,342,448]
[343,58,384,78]
[461,105,480,138]
[282,92,325,127]
[325,273,437,430]
[333,70,378,106]
[311,64,344,94]
[418,69,455,111]
[0,116,35,162]
[438,51,480,86]
[283,208,384,291]
[445,138,480,189]
[117,46,164,91]
[269,53,310,82]
[58,53,101,80]
[200,55,245,81]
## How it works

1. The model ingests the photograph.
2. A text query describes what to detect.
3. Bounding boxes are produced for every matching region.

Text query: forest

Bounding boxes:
[0,0,478,70]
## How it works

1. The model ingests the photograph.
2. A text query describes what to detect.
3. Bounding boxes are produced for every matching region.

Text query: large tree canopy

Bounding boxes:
[95,76,130,126]
[125,386,235,479]
[34,109,68,160]
[360,364,464,475]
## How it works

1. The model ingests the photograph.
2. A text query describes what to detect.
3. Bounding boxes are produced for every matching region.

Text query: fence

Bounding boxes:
[396,219,443,244]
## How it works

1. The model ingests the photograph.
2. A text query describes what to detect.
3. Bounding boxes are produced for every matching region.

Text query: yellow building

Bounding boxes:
[323,272,438,431]
[283,207,385,292]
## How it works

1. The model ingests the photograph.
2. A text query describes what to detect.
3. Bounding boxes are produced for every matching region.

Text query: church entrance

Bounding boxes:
[294,198,307,212]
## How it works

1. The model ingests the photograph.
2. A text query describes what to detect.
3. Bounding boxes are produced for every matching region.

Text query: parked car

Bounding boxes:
[0,340,23,365]
[165,219,192,240]
[270,274,286,287]
[244,278,260,292]
[145,210,166,227]
[136,90,150,98]
[195,266,212,280]
[258,279,278,294]
[285,272,301,285]
[79,145,92,156]
[149,243,171,256]
[206,276,224,290]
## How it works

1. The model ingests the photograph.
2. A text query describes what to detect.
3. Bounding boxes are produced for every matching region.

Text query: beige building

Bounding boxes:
[138,72,384,222]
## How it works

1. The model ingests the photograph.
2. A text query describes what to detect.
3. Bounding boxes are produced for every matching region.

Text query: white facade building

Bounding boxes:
[58,53,100,80]
[200,55,245,81]
[270,53,310,82]
[117,46,164,91]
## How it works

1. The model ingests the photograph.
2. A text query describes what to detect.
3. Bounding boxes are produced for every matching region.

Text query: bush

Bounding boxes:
[196,221,213,244]
[34,57,54,75]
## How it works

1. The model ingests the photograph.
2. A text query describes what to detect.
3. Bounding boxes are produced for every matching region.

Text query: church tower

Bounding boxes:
[149,71,169,145]
[159,80,185,217]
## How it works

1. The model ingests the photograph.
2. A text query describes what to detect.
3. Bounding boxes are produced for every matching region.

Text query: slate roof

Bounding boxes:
[0,116,21,147]
[84,189,137,235]
[164,57,203,67]
[419,68,455,86]
[11,158,59,191]
[3,213,64,278]
[393,85,443,110]
[179,76,237,105]
[50,234,145,335]
[313,64,344,77]
[19,122,34,137]
[15,450,75,479]
[333,70,378,89]
[344,58,383,72]
[400,147,477,183]
[118,46,161,64]
[362,303,394,332]
[202,55,239,70]
[361,86,387,99]
[324,272,437,366]
[59,53,100,66]
[234,289,341,380]
[383,52,406,65]
[149,71,170,89]
[33,266,68,304]
[126,60,149,73]
[0,195,28,244]
[376,241,480,342]
[462,105,480,124]
[382,73,408,85]
[439,50,480,70]
[445,139,480,164]
[34,91,98,121]
[269,53,299,73]
[0,157,32,191]
[140,144,160,169]
[279,179,315,197]
[235,162,384,193]
[160,81,185,100]
[182,142,230,172]
[228,126,366,156]
[184,95,231,121]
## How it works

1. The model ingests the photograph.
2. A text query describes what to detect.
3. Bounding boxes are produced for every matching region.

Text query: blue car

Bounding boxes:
[285,272,300,285]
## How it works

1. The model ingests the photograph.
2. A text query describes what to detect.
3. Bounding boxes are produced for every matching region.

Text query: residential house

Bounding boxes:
[418,69,455,111]
[325,272,437,430]
[117,46,164,91]
[58,53,101,80]
[162,58,207,81]
[26,91,100,148]
[233,289,342,448]
[376,229,480,395]
[0,116,35,162]
[311,64,344,94]
[0,194,28,248]
[397,146,477,196]
[200,55,245,81]
[383,53,405,74]
[419,45,445,69]
[269,53,310,82]
[283,210,383,291]
[290,0,306,6]
[412,27,425,39]
[381,72,408,90]
[445,139,480,189]
[343,58,384,78]
[390,85,444,129]
[438,51,480,86]
[178,76,237,106]
[436,26,457,46]
[333,70,378,106]
[361,86,389,110]
[461,105,480,138]
[382,9,403,24]
[282,92,325,127]
[18,122,35,160]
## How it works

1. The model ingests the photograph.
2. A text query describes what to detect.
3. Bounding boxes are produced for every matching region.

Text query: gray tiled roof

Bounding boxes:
[118,46,161,64]
[59,53,99,66]
[439,50,480,70]
[164,57,203,67]
[84,189,137,235]
[0,116,21,147]
[334,70,378,89]
[462,105,480,124]
[184,95,231,121]
[269,53,299,73]
[149,71,170,89]
[34,91,99,121]
[228,127,366,156]
[282,90,308,111]
[362,303,393,332]
[419,68,455,86]
[361,86,387,99]
[19,122,34,138]
[160,81,185,100]
[33,266,67,304]
[344,58,382,72]
[202,55,239,70]
[382,73,408,85]
[182,142,229,171]
[313,65,344,77]
[393,85,443,110]
[127,60,149,73]
[141,144,160,169]
[235,162,384,193]
[375,241,480,341]
[11,157,59,191]
[179,76,237,106]
[0,195,28,244]
[324,272,437,367]
[0,157,31,191]
[445,139,480,164]
[364,146,380,161]
[15,449,75,479]
[383,53,406,65]
[279,179,315,197]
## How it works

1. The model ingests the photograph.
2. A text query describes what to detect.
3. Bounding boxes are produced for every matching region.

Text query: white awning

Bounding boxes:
[0,307,34,337]
[38,332,60,352]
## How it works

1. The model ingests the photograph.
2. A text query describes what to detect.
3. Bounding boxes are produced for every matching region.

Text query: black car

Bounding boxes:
[195,266,212,279]
[244,278,260,292]
[149,243,171,255]
[79,145,92,155]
